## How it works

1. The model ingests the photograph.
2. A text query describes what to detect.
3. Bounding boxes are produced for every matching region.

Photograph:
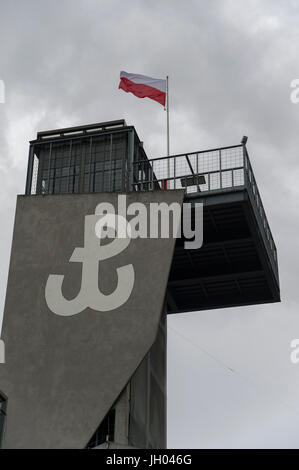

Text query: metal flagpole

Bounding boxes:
[166,75,170,179]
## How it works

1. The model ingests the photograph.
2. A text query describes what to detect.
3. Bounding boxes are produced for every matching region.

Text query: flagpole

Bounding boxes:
[166,75,170,179]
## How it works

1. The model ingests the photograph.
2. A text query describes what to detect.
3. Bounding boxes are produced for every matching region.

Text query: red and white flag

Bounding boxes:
[119,71,166,106]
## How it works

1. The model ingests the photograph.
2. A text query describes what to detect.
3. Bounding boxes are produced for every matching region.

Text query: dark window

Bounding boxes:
[36,132,128,195]
[86,408,115,448]
[0,392,7,448]
[40,141,82,195]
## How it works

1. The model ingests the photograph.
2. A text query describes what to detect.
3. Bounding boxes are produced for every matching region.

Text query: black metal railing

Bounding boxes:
[132,144,278,281]
[132,144,245,193]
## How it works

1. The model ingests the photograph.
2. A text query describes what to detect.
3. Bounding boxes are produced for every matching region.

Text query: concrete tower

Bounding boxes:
[0,120,280,448]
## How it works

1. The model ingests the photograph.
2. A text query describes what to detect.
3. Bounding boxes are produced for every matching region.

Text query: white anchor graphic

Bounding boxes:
[45,211,134,316]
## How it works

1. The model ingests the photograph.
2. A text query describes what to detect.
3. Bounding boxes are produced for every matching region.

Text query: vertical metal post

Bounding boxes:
[67,140,72,193]
[127,130,134,192]
[47,142,52,194]
[151,162,154,190]
[166,76,170,179]
[174,156,176,189]
[88,137,92,193]
[219,149,222,189]
[79,139,85,194]
[109,134,113,192]
[242,144,247,189]
[196,153,199,192]
[25,145,34,195]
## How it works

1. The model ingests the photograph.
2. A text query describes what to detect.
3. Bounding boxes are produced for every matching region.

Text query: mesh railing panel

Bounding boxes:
[133,146,245,194]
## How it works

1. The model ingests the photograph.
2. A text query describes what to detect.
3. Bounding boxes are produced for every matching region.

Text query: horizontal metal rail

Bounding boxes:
[36,119,127,141]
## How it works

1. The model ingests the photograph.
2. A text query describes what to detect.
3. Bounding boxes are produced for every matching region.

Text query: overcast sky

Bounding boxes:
[0,0,299,448]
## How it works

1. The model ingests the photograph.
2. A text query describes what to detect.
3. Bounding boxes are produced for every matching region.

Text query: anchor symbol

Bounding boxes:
[45,212,135,316]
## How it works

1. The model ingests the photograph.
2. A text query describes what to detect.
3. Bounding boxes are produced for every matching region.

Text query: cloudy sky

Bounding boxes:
[1,0,299,448]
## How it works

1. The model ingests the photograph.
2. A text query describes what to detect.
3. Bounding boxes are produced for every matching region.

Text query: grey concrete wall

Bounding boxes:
[0,190,184,448]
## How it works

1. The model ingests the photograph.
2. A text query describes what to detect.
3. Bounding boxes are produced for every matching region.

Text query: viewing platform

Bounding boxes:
[132,144,280,312]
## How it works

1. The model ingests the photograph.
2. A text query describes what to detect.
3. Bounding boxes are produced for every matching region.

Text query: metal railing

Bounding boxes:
[132,144,278,280]
[132,144,245,193]
[243,147,278,279]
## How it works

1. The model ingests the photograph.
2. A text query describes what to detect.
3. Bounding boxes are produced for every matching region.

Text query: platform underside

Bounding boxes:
[167,189,280,313]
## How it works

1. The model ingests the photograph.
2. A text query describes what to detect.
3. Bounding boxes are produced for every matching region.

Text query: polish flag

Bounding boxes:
[119,71,166,106]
